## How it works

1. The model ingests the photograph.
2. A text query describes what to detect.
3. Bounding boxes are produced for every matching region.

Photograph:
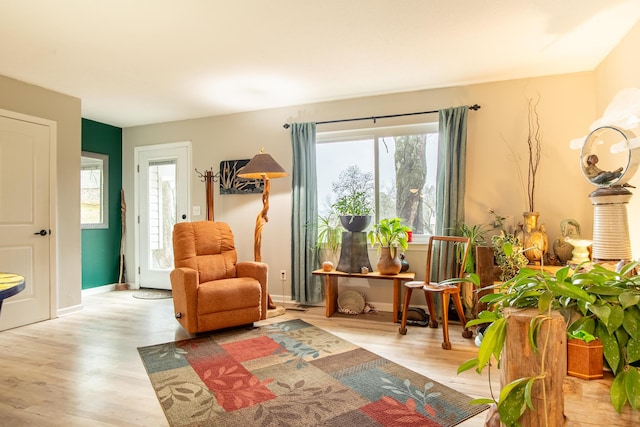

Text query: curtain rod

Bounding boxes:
[282,104,480,129]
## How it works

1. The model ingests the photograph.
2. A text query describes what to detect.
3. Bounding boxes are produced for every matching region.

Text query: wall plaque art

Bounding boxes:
[219,159,263,194]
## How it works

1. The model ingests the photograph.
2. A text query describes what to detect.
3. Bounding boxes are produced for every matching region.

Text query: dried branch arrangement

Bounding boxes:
[526,96,542,212]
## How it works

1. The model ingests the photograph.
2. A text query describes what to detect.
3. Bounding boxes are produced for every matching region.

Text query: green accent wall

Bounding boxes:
[81,119,123,289]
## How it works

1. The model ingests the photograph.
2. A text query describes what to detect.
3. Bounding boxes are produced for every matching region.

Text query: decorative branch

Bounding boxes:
[527,96,542,212]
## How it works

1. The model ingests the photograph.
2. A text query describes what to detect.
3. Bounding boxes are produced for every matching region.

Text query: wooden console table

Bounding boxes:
[312,269,415,323]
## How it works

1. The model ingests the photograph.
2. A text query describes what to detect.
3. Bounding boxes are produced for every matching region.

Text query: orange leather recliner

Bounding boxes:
[170,221,268,333]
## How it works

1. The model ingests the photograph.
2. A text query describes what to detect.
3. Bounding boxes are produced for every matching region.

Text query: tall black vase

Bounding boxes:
[336,231,372,273]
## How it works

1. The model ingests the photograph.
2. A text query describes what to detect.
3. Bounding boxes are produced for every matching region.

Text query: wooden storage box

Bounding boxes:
[567,338,603,380]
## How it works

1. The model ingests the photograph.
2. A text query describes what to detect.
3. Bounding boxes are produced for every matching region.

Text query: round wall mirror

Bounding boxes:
[580,125,638,187]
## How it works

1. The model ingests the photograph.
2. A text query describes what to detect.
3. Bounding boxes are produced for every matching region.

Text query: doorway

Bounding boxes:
[0,110,56,331]
[135,142,190,290]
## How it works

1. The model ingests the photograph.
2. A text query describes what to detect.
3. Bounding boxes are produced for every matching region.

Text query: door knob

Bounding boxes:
[34,229,49,236]
[182,214,187,220]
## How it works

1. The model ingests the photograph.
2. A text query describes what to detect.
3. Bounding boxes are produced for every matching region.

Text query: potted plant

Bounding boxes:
[567,329,603,380]
[331,191,373,231]
[367,217,411,275]
[315,210,342,266]
[455,261,640,426]
[454,222,490,319]
[456,222,489,274]
[491,232,529,282]
[330,165,374,232]
[332,190,373,231]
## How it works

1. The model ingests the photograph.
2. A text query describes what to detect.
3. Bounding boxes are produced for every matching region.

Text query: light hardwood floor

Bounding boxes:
[0,291,497,426]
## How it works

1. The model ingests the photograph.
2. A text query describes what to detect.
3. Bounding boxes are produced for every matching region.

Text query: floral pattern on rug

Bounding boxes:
[138,319,487,426]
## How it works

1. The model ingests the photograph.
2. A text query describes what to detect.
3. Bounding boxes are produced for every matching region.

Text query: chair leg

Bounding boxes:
[441,293,451,350]
[398,287,413,335]
[453,292,473,339]
[424,292,438,328]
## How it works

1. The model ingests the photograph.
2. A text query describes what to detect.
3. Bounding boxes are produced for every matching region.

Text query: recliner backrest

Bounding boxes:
[172,221,238,282]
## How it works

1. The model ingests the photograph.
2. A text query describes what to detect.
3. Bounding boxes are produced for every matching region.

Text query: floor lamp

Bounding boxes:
[237,149,288,310]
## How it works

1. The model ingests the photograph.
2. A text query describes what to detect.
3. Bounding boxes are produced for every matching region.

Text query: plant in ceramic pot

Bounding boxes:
[332,190,373,231]
[367,217,411,275]
[315,210,342,267]
[454,261,640,426]
[566,329,604,380]
[330,165,374,232]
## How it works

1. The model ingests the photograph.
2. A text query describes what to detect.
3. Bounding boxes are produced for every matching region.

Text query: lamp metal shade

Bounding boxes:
[237,153,288,179]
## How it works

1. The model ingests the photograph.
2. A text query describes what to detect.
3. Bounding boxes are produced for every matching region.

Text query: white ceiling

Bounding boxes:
[2,0,640,128]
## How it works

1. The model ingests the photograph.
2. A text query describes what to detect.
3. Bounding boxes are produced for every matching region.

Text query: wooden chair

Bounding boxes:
[398,235,473,349]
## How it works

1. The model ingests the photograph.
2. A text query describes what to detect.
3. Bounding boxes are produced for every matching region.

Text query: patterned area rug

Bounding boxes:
[138,319,487,426]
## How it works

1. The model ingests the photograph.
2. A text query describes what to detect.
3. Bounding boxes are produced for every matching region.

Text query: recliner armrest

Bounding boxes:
[169,267,199,333]
[236,261,268,319]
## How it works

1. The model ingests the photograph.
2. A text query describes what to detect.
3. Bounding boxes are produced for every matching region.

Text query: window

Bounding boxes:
[81,151,108,229]
[147,159,177,269]
[316,123,438,242]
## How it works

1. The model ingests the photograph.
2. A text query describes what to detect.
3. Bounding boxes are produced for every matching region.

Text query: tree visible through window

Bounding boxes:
[317,123,438,241]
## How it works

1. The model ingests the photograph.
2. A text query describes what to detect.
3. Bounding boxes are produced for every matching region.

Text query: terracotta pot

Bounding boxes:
[377,246,401,275]
[567,338,603,380]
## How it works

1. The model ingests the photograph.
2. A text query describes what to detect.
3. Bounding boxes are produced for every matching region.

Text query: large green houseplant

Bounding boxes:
[456,261,640,426]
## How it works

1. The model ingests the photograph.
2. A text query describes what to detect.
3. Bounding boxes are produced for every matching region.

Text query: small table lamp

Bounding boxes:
[237,149,288,262]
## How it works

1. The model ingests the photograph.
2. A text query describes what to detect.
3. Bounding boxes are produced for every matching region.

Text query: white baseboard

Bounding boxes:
[57,303,83,317]
[82,283,116,296]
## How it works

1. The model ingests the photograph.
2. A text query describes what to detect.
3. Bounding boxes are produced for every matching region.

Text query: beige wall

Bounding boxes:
[2,20,638,314]
[595,20,640,257]
[124,72,598,308]
[0,74,82,313]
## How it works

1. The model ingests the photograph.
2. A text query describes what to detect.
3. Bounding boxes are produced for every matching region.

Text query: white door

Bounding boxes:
[0,112,53,331]
[137,143,190,289]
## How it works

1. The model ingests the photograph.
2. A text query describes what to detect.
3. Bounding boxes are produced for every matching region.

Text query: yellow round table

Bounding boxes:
[0,273,25,314]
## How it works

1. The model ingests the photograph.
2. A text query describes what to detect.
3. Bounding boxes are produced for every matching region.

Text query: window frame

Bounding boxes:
[81,151,109,229]
[316,122,439,244]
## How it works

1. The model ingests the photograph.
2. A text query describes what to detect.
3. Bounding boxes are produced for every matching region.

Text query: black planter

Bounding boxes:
[339,215,371,232]
[336,231,372,273]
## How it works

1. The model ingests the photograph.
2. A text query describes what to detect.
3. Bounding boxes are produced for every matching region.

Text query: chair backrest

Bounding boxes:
[172,221,238,282]
[425,235,471,284]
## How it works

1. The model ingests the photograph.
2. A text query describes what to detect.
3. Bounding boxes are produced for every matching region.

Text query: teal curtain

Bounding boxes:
[435,106,468,236]
[290,122,323,304]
